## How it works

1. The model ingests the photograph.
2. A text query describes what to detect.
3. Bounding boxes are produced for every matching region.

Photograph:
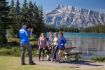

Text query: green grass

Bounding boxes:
[0,47,38,57]
[0,47,20,56]
[0,56,72,70]
[0,37,38,56]
[7,37,38,46]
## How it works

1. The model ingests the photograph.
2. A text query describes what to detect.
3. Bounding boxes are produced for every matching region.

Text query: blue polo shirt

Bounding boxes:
[19,28,30,45]
[58,36,66,49]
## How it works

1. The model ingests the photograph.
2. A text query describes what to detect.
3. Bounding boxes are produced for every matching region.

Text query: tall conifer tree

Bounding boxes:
[0,0,9,43]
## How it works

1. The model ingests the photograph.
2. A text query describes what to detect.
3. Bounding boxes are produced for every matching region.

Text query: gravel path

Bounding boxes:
[32,57,105,70]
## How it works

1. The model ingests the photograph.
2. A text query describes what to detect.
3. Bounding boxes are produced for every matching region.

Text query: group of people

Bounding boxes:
[19,24,66,65]
[38,31,66,62]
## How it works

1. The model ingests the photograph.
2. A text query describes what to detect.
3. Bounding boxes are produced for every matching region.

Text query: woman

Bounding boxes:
[53,32,59,61]
[46,31,53,61]
[58,32,66,62]
[38,33,47,61]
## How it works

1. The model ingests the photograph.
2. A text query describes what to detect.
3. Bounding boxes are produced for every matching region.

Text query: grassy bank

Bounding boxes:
[0,47,39,57]
[7,37,38,46]
[0,37,38,56]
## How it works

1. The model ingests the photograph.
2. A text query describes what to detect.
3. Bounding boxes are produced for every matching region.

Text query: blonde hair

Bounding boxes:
[40,33,44,37]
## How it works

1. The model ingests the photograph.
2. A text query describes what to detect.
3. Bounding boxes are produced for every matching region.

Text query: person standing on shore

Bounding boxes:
[46,31,54,61]
[19,24,35,65]
[58,32,66,62]
[38,33,47,61]
[53,32,59,61]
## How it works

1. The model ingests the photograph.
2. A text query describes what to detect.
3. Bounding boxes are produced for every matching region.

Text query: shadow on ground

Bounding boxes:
[60,60,103,67]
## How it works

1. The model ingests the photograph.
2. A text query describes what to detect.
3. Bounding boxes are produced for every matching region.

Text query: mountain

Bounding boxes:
[44,5,105,28]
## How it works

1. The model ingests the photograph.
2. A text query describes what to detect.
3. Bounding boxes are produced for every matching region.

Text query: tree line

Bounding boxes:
[0,0,45,43]
[46,25,105,33]
[9,0,45,37]
[81,25,105,33]
[0,0,9,43]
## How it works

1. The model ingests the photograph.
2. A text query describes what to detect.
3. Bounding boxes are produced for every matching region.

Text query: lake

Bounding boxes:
[63,32,105,59]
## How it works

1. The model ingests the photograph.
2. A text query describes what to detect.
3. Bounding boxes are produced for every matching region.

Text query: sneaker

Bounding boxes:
[29,62,36,65]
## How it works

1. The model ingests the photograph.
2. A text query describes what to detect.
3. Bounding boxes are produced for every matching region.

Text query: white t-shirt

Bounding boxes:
[53,37,58,46]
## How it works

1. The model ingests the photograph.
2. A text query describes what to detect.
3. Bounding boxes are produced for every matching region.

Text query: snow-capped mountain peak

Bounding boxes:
[45,5,105,28]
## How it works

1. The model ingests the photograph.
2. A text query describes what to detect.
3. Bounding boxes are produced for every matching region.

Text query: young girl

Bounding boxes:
[38,33,47,61]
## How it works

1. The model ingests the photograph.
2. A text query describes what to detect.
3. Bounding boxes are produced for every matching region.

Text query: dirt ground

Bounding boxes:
[32,57,105,70]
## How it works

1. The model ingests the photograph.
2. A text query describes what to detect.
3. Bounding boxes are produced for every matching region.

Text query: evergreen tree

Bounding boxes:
[38,5,45,32]
[15,0,21,35]
[9,0,15,19]
[9,0,15,37]
[28,1,34,25]
[32,3,39,30]
[21,0,28,23]
[0,0,9,43]
[32,4,45,32]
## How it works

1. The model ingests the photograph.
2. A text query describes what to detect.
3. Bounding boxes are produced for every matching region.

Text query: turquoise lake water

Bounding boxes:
[48,32,105,59]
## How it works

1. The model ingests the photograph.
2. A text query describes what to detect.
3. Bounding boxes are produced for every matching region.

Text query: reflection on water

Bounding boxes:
[64,32,105,59]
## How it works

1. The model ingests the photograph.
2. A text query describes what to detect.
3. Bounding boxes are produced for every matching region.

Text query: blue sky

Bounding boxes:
[7,0,105,13]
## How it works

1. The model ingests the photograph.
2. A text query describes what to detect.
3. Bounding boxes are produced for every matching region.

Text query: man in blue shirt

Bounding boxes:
[19,24,35,65]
